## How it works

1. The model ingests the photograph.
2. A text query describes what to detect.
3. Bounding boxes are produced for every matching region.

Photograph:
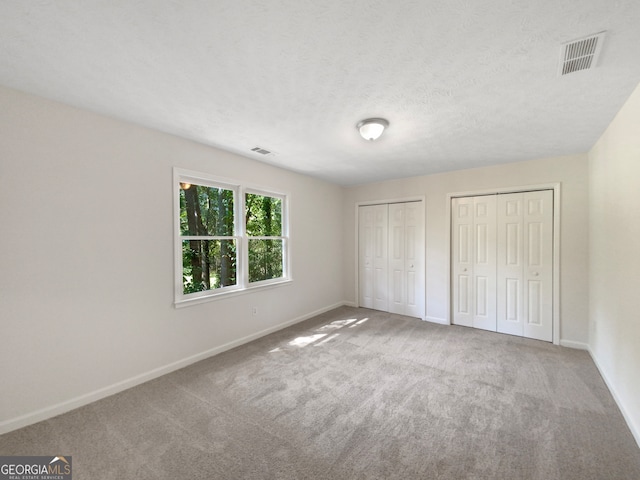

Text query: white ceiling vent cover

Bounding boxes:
[559,31,606,76]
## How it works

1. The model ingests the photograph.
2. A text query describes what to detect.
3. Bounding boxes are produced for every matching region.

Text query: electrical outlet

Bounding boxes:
[252,307,258,316]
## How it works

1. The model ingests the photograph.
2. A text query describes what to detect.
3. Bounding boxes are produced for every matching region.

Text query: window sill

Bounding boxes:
[174,278,293,309]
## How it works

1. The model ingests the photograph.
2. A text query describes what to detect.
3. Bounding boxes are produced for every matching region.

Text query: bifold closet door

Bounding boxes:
[497,190,553,342]
[359,202,424,318]
[358,204,388,312]
[451,196,497,330]
[388,202,425,318]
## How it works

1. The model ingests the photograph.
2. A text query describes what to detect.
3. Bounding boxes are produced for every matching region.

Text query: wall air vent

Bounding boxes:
[559,31,606,76]
[250,146,274,156]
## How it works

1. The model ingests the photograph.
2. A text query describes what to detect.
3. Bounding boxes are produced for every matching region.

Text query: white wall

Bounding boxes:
[0,86,345,433]
[588,82,640,446]
[343,154,590,345]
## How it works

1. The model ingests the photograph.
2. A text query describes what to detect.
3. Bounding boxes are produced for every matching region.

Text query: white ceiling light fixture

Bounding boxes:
[357,118,389,141]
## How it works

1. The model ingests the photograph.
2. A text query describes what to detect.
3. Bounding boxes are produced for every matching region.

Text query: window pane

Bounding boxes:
[245,193,282,236]
[248,239,283,282]
[182,239,237,293]
[180,183,234,236]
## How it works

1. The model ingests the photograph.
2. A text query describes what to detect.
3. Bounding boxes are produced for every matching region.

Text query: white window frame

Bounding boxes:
[244,188,290,288]
[173,168,291,307]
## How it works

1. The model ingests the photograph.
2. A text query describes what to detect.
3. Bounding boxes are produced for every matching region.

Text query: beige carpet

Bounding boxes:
[2,306,639,479]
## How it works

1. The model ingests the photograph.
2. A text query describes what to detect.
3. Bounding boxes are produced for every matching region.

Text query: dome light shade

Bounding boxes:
[357,118,389,141]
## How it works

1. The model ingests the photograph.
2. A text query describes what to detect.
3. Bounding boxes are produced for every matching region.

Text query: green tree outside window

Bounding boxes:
[246,193,284,283]
[180,183,236,294]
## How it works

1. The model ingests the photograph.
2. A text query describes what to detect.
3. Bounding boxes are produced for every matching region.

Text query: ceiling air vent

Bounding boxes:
[250,146,274,156]
[558,31,606,76]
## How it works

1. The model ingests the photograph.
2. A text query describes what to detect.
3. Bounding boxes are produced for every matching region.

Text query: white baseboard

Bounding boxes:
[559,339,589,350]
[424,316,450,325]
[0,302,348,435]
[588,347,640,449]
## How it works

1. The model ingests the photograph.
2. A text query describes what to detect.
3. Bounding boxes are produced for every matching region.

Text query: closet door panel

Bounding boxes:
[523,190,553,341]
[388,204,406,315]
[452,198,474,327]
[372,204,389,312]
[358,206,375,309]
[497,194,524,336]
[472,196,497,331]
[405,223,418,311]
[403,201,425,318]
[359,204,388,311]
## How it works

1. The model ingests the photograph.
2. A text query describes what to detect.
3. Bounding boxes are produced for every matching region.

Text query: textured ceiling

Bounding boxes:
[2,1,640,185]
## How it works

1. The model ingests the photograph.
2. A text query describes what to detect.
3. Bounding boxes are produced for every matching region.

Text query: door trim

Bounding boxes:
[446,183,561,345]
[355,196,426,320]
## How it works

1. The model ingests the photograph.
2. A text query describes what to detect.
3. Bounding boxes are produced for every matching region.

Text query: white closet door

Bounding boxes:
[358,204,388,311]
[359,205,375,309]
[452,197,474,327]
[523,190,553,341]
[497,191,553,341]
[388,202,425,317]
[497,194,525,336]
[388,203,406,315]
[403,201,425,319]
[452,196,497,330]
[473,195,497,332]
[472,196,497,331]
